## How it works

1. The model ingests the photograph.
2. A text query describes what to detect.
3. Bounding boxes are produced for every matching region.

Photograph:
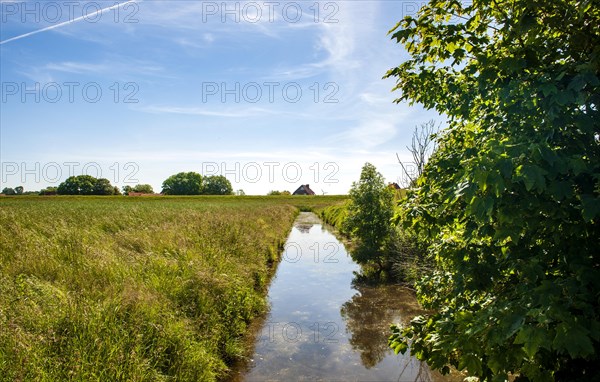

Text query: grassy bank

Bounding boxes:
[0,195,344,381]
[320,202,349,232]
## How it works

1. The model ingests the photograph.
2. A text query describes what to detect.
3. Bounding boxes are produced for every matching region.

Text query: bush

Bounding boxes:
[343,163,395,271]
[386,0,600,379]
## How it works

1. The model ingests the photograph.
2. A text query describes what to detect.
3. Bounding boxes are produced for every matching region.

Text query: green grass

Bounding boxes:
[320,200,349,232]
[0,195,346,381]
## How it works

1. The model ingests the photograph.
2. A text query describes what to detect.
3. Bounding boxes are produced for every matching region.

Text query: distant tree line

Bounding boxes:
[2,186,24,195]
[2,172,234,196]
[122,184,154,195]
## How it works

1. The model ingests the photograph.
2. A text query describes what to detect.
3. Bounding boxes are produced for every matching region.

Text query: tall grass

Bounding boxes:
[320,202,349,232]
[0,195,344,381]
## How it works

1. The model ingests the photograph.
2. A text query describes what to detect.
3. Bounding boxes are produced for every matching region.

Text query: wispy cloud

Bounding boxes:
[0,1,139,45]
[45,62,112,74]
[44,60,163,76]
[328,119,399,149]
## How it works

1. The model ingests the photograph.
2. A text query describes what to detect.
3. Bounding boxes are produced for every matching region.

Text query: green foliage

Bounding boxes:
[344,163,395,269]
[93,178,114,195]
[160,173,233,195]
[267,190,291,196]
[321,198,427,285]
[58,175,95,195]
[39,187,57,196]
[131,184,154,194]
[202,175,233,195]
[161,172,202,195]
[123,184,154,195]
[1,187,16,195]
[387,228,430,285]
[386,0,600,380]
[57,175,116,195]
[320,202,349,232]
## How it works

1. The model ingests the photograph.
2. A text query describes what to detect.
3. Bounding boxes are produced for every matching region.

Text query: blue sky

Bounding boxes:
[1,0,442,194]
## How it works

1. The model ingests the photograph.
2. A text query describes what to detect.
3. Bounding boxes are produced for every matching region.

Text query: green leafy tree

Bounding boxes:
[133,184,154,194]
[14,186,24,195]
[386,1,599,381]
[202,175,233,195]
[93,178,114,195]
[57,176,115,195]
[58,175,96,195]
[122,185,133,195]
[344,163,394,270]
[1,187,15,195]
[161,172,202,195]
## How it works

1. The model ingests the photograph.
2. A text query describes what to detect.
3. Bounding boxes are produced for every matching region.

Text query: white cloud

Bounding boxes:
[44,60,163,76]
[329,119,398,149]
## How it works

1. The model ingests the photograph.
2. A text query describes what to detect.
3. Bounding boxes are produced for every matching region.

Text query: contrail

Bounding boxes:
[0,0,138,45]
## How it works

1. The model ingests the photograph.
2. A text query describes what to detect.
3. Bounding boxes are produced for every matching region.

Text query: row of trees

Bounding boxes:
[3,172,234,196]
[4,178,146,196]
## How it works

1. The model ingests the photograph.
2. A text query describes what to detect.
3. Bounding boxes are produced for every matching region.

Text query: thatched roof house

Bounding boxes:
[292,184,316,195]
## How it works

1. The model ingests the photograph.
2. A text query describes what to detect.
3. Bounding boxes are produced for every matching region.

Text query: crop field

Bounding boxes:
[0,195,347,381]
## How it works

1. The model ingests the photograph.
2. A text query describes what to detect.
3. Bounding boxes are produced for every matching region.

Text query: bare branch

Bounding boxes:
[398,120,440,188]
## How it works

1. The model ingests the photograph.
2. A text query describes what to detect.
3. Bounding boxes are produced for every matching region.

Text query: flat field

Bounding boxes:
[0,195,347,381]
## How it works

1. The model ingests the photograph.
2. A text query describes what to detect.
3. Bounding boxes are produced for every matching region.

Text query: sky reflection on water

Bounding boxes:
[234,213,460,382]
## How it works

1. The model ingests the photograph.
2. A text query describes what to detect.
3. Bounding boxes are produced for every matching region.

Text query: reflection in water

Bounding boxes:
[341,284,402,368]
[295,223,313,233]
[341,284,444,381]
[230,213,461,382]
[293,212,321,234]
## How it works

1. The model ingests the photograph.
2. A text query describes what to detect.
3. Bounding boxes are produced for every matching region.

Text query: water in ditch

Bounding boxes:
[231,212,462,382]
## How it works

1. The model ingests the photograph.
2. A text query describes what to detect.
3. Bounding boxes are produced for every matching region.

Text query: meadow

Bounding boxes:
[0,195,346,381]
